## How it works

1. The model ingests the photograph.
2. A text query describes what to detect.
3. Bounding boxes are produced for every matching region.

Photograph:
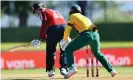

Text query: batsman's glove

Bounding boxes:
[39,34,47,41]
[59,38,71,51]
[31,39,41,48]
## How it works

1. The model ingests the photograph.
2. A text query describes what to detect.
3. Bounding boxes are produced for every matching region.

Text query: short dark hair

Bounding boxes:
[32,3,45,14]
[70,5,82,13]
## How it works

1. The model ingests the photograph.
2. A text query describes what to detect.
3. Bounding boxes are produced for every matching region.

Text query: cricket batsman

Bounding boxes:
[60,5,118,79]
[31,3,68,77]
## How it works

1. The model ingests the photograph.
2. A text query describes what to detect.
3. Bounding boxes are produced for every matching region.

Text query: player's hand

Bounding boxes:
[31,39,41,48]
[44,35,47,39]
[39,34,47,41]
[59,38,71,51]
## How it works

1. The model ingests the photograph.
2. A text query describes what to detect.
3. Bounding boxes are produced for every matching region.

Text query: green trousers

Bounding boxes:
[65,31,113,72]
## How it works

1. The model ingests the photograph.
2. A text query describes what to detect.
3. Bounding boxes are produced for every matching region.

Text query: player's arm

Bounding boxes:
[60,15,75,50]
[39,20,47,41]
[64,24,72,40]
[63,15,75,40]
[90,24,98,31]
[88,18,98,31]
[60,24,72,51]
[31,20,47,48]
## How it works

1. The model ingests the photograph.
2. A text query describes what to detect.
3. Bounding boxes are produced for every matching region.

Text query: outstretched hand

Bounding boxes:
[59,38,71,51]
[31,39,41,48]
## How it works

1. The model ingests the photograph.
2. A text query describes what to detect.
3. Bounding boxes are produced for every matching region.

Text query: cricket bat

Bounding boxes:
[8,43,32,52]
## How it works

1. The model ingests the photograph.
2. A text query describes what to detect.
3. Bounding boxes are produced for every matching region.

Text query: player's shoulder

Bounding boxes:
[71,13,80,16]
[69,13,78,19]
[43,8,50,12]
[45,8,60,14]
[42,8,52,13]
[87,17,93,25]
[71,13,84,18]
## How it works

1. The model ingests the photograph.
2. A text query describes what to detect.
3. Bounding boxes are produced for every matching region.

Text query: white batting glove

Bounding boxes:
[31,39,41,48]
[59,38,71,51]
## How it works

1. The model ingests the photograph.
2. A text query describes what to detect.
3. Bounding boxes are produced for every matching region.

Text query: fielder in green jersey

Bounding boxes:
[60,5,118,79]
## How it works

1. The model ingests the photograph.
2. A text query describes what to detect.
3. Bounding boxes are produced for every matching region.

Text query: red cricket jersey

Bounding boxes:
[39,8,66,39]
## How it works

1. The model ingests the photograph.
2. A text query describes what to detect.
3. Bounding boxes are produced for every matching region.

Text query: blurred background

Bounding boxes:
[1,1,133,42]
[1,1,133,79]
[1,1,133,27]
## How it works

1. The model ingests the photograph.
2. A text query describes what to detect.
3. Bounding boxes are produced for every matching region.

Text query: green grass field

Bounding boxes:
[1,67,133,80]
[1,41,133,51]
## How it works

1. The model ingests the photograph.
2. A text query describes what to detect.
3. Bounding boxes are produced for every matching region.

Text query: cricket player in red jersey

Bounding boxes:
[31,3,68,77]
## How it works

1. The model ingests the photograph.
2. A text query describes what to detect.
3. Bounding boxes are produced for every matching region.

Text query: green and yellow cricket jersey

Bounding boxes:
[64,13,93,40]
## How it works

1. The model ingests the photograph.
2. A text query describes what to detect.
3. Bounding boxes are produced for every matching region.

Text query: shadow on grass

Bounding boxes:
[4,79,48,80]
[3,78,65,80]
[2,77,48,80]
[3,79,36,80]
[2,76,65,80]
[11,79,36,80]
[2,79,36,80]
